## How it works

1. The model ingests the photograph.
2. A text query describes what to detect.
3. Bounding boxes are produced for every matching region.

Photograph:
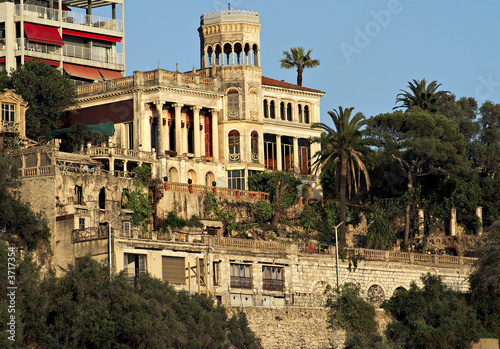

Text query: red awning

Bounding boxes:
[98,68,123,80]
[0,58,5,63]
[24,57,60,66]
[24,23,64,46]
[63,63,102,81]
[62,29,121,43]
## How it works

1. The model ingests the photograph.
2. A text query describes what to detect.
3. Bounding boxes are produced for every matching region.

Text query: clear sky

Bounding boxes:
[119,0,500,125]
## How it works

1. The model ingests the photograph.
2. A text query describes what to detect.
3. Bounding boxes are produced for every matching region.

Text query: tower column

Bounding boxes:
[293,137,299,173]
[174,103,183,155]
[231,45,235,65]
[154,100,165,157]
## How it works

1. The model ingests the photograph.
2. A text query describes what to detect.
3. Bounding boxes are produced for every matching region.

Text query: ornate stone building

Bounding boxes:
[68,9,325,198]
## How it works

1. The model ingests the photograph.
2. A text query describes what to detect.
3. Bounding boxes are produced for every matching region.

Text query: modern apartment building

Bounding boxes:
[0,0,124,83]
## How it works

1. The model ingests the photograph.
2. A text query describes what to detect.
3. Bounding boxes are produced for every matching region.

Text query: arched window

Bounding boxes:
[249,89,258,119]
[286,103,292,121]
[280,102,285,120]
[168,167,179,182]
[298,104,303,123]
[98,187,105,210]
[227,89,239,118]
[270,100,276,119]
[228,130,240,162]
[251,131,259,163]
[188,169,197,184]
[304,105,310,124]
[205,172,215,186]
[263,99,269,118]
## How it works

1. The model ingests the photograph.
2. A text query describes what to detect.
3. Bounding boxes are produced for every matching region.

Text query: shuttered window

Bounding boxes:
[162,256,185,283]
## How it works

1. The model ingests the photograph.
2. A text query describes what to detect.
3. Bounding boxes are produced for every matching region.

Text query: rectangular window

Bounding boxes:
[74,185,83,205]
[122,221,131,237]
[213,261,220,286]
[227,170,245,190]
[124,253,147,277]
[1,103,15,122]
[228,91,239,118]
[78,218,85,230]
[282,143,294,171]
[162,256,185,284]
[299,144,311,175]
[264,134,277,170]
[262,266,284,291]
[230,263,251,289]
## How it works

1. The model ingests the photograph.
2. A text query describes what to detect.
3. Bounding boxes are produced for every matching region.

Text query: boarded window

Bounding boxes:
[228,90,239,117]
[162,256,185,283]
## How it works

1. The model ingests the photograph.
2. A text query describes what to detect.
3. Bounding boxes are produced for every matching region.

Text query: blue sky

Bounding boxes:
[118,0,500,124]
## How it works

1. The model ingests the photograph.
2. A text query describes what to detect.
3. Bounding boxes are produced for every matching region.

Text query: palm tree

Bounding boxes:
[280,47,320,86]
[394,79,449,112]
[311,106,376,247]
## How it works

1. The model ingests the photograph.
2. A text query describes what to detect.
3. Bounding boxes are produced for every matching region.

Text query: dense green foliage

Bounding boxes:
[469,229,500,339]
[0,156,50,250]
[122,189,153,232]
[382,274,482,349]
[0,246,262,348]
[248,171,300,227]
[0,60,77,140]
[162,211,204,230]
[366,205,394,250]
[251,199,274,223]
[131,165,153,188]
[325,283,383,347]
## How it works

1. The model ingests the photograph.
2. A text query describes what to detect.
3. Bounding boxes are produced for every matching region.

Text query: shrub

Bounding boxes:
[366,205,394,250]
[252,200,274,223]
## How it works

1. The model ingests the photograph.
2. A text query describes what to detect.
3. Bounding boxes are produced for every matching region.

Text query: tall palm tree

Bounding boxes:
[311,107,376,247]
[394,78,449,112]
[280,47,320,86]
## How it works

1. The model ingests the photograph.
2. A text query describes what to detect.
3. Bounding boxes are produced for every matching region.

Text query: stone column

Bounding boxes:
[211,109,219,161]
[418,209,425,237]
[192,106,201,158]
[154,100,165,157]
[476,206,483,235]
[276,135,282,171]
[200,118,206,157]
[174,103,183,155]
[450,208,457,236]
[231,45,235,65]
[293,137,299,173]
[123,160,128,175]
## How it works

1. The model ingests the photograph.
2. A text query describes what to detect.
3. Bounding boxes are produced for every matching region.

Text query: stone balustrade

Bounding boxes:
[164,181,269,201]
[87,146,156,161]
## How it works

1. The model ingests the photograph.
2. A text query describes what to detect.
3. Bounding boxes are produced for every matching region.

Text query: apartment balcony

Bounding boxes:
[263,278,284,291]
[63,44,122,65]
[1,120,20,134]
[230,276,252,289]
[15,4,122,32]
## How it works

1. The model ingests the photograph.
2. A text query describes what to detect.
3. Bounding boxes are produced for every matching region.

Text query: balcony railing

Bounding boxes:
[16,39,61,55]
[87,147,156,161]
[16,4,122,31]
[72,226,108,243]
[263,279,284,291]
[230,276,252,289]
[1,120,20,133]
[126,268,147,278]
[63,44,122,65]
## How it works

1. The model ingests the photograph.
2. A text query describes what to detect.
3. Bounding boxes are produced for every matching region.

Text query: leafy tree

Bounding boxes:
[366,205,394,250]
[0,60,77,141]
[325,283,383,347]
[251,199,274,223]
[123,189,153,232]
[248,171,300,228]
[0,155,50,250]
[60,123,109,153]
[368,110,468,250]
[131,165,152,188]
[279,46,320,86]
[382,274,482,349]
[394,78,449,113]
[469,229,500,338]
[312,106,376,247]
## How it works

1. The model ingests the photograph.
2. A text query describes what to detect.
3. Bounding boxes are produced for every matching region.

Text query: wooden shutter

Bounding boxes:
[162,256,185,283]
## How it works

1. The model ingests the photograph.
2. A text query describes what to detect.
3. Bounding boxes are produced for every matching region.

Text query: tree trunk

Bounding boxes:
[339,157,347,247]
[297,68,303,86]
[403,175,413,251]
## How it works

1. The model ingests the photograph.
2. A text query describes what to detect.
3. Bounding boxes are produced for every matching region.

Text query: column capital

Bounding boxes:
[191,106,202,112]
[173,103,184,109]
[210,108,220,115]
[154,100,165,107]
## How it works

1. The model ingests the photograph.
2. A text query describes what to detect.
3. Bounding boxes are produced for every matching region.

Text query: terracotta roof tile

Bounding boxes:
[261,76,324,93]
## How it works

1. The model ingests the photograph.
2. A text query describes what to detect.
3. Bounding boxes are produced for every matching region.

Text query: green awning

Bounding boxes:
[50,122,115,139]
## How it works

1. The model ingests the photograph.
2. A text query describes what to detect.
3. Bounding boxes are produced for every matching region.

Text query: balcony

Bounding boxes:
[72,226,108,243]
[1,120,20,133]
[126,268,147,278]
[263,279,284,291]
[87,147,156,162]
[230,276,252,289]
[16,39,61,55]
[16,4,122,32]
[63,44,122,65]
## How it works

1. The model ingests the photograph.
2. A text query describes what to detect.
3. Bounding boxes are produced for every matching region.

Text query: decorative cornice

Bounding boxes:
[262,85,325,98]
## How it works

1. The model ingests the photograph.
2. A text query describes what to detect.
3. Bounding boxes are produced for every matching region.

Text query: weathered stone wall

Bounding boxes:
[228,306,344,349]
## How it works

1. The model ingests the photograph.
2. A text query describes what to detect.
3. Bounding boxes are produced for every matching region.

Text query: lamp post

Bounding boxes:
[334,221,344,288]
[108,209,134,277]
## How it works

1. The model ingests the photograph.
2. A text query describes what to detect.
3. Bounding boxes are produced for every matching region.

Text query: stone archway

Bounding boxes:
[301,184,313,199]
[168,167,179,182]
[367,284,385,307]
[205,171,215,186]
[188,169,197,184]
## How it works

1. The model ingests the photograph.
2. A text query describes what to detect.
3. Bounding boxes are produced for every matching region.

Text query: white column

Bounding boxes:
[200,117,206,157]
[276,135,282,171]
[211,109,219,161]
[476,206,483,235]
[174,103,183,155]
[155,101,165,157]
[192,106,201,158]
[293,137,299,173]
[450,208,457,236]
[231,45,235,65]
